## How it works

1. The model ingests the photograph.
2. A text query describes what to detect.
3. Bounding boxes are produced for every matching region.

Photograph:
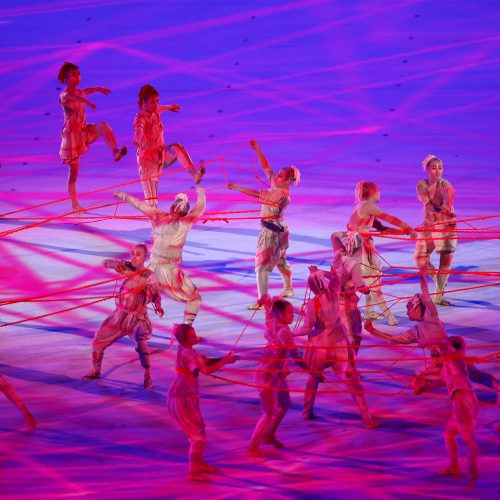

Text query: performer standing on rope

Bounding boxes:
[346,180,417,326]
[1,374,37,428]
[415,155,457,305]
[248,296,309,456]
[57,62,127,212]
[134,84,205,207]
[419,336,480,489]
[228,140,300,310]
[365,267,500,403]
[330,231,370,354]
[294,268,379,427]
[82,244,163,389]
[168,323,237,480]
[115,181,205,325]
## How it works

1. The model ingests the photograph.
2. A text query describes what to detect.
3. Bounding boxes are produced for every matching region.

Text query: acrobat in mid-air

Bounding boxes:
[115,180,206,325]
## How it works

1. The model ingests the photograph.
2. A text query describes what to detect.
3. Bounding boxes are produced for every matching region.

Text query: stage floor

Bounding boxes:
[1,1,499,498]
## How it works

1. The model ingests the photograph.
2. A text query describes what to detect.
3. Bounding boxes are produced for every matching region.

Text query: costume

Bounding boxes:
[59,89,98,163]
[133,109,195,207]
[88,260,161,377]
[255,171,292,298]
[332,246,365,353]
[251,320,295,446]
[296,272,374,424]
[432,338,479,481]
[168,345,207,471]
[121,187,206,324]
[346,202,397,325]
[415,178,457,301]
[415,178,457,258]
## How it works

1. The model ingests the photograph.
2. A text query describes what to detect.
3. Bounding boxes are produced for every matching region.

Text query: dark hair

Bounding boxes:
[138,84,159,109]
[58,62,79,83]
[271,298,292,317]
[134,243,148,255]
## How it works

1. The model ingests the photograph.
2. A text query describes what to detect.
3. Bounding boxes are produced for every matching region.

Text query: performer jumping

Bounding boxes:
[57,62,127,211]
[82,244,163,389]
[134,84,205,207]
[115,183,205,325]
[228,140,300,309]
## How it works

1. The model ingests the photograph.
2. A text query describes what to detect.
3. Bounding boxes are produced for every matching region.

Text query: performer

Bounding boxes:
[248,296,309,456]
[134,84,205,207]
[168,323,237,480]
[331,231,370,354]
[415,155,457,305]
[82,244,163,389]
[346,180,417,325]
[115,184,205,325]
[419,336,479,489]
[294,268,379,428]
[365,267,499,402]
[228,140,300,309]
[0,374,37,428]
[57,62,127,211]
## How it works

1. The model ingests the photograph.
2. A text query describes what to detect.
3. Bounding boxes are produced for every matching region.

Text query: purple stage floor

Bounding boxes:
[0,1,499,498]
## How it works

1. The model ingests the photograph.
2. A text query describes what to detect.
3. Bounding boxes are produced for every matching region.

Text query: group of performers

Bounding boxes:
[1,62,498,488]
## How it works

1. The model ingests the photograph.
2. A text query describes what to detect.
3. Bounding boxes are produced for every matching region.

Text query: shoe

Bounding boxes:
[248,303,263,310]
[113,146,128,162]
[386,314,399,326]
[281,287,294,298]
[82,372,100,380]
[362,310,379,320]
[435,297,452,306]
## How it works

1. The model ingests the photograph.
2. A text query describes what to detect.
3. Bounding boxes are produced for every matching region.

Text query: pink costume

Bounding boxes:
[255,171,292,297]
[346,202,396,323]
[249,301,307,449]
[121,187,206,324]
[422,337,478,481]
[59,89,99,163]
[89,260,161,376]
[296,272,373,423]
[133,109,195,207]
[331,237,366,353]
[168,345,208,470]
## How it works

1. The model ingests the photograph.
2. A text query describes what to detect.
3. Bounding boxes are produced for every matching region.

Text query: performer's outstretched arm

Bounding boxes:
[249,139,272,180]
[114,191,165,219]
